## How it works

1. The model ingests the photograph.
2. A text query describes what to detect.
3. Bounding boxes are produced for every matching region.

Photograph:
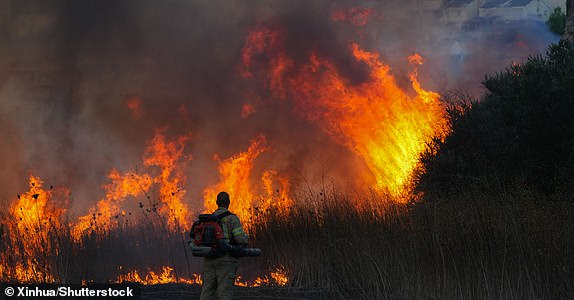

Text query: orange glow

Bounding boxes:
[116,266,288,287]
[203,135,294,229]
[2,21,451,287]
[241,28,449,197]
[332,7,374,26]
[116,266,202,285]
[73,129,192,239]
[72,170,153,239]
[240,27,285,79]
[241,102,257,118]
[235,266,288,287]
[3,175,67,282]
[11,176,64,237]
[269,266,289,286]
[143,129,192,229]
[258,170,293,216]
[125,96,144,120]
[203,136,268,227]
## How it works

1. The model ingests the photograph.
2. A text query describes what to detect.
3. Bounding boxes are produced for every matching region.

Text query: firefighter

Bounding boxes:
[200,191,249,300]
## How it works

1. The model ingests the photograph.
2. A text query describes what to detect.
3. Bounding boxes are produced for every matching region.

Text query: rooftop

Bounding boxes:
[445,0,476,8]
[480,0,533,9]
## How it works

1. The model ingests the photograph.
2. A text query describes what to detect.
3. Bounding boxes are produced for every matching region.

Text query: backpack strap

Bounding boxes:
[215,211,236,244]
[216,211,235,219]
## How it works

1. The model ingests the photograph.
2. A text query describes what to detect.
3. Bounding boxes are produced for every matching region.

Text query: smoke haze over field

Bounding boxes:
[0,0,559,215]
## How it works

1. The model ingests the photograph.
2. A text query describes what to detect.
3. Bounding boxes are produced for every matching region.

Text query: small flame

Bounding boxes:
[332,7,374,26]
[125,96,144,120]
[116,266,288,287]
[116,266,202,285]
[242,102,257,118]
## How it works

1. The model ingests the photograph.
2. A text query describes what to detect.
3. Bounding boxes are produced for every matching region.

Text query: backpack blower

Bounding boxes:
[189,213,261,258]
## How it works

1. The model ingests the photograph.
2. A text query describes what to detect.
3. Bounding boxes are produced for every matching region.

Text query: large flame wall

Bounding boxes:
[241,27,449,194]
[0,0,558,285]
[0,0,554,212]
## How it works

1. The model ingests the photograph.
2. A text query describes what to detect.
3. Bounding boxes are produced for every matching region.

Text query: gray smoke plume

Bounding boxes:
[0,0,559,215]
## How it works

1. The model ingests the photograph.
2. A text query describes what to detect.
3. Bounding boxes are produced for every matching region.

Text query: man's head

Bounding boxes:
[216,191,230,208]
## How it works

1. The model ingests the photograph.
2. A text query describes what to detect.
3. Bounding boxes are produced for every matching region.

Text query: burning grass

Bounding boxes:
[1,175,70,283]
[0,129,294,287]
[1,172,572,299]
[0,97,569,298]
[0,172,288,288]
[1,32,571,300]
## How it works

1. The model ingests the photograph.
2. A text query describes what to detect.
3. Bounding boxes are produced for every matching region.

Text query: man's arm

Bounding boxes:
[229,215,249,245]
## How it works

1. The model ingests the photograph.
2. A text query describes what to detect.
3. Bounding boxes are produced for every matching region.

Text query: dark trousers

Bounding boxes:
[200,255,239,300]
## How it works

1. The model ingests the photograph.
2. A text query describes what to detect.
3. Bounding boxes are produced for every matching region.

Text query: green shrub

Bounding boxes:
[417,40,574,197]
[547,7,566,36]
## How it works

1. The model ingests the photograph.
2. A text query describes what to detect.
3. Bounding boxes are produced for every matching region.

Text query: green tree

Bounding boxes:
[416,40,574,197]
[547,7,566,36]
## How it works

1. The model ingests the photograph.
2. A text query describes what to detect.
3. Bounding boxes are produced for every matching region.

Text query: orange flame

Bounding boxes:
[240,27,285,79]
[3,141,291,285]
[142,129,192,229]
[116,266,202,285]
[332,7,374,26]
[125,96,144,120]
[241,28,449,196]
[72,129,191,239]
[241,102,257,118]
[235,265,289,287]
[10,176,64,238]
[3,175,67,282]
[203,136,293,228]
[116,265,288,287]
[72,170,153,239]
[203,136,268,226]
[258,170,292,216]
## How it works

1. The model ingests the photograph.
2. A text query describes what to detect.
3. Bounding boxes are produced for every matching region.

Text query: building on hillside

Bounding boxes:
[479,0,563,20]
[443,0,482,23]
[442,0,565,23]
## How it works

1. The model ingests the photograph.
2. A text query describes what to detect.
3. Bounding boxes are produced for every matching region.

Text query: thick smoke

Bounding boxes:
[0,0,559,214]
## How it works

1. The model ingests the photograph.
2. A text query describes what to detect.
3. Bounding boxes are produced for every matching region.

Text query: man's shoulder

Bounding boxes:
[214,208,240,221]
[213,207,229,215]
[224,212,242,225]
[226,212,240,222]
